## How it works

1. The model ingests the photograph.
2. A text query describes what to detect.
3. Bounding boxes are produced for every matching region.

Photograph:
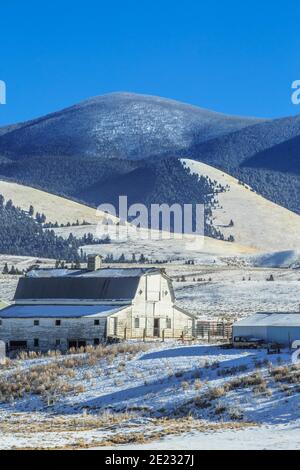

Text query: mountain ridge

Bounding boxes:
[0,92,262,160]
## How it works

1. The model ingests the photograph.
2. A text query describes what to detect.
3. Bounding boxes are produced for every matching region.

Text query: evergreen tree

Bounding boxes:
[2,263,9,274]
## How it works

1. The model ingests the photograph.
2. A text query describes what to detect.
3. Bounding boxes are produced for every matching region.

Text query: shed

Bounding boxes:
[233,312,300,346]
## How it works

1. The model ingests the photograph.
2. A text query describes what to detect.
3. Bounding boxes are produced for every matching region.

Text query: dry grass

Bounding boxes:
[0,410,134,434]
[0,414,257,450]
[0,361,85,403]
[16,342,150,362]
[0,358,13,370]
[0,342,151,405]
[270,364,300,384]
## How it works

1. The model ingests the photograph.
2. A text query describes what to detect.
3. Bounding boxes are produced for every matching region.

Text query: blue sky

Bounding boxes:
[0,0,299,125]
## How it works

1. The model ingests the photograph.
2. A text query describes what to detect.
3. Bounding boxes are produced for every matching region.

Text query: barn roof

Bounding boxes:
[14,276,141,301]
[234,312,300,328]
[0,304,129,318]
[26,267,159,278]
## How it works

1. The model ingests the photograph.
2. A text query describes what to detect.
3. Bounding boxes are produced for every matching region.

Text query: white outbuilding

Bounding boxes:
[233,312,300,346]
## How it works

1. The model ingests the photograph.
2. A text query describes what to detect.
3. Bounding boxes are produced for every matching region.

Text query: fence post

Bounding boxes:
[208,329,210,344]
[124,327,127,340]
[162,329,165,342]
[143,328,146,342]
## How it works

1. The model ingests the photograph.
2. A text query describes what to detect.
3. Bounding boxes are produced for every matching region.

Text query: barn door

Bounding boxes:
[153,318,160,337]
[113,317,118,336]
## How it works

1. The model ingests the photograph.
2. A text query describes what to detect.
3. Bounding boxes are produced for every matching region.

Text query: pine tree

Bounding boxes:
[2,263,9,274]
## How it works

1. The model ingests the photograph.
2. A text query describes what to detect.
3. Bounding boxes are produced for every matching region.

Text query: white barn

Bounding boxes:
[233,312,300,346]
[0,265,195,352]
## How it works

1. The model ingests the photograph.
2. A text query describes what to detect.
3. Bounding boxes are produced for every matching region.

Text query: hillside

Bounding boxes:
[0,197,93,261]
[0,177,256,262]
[187,115,300,214]
[183,159,300,252]
[0,92,259,160]
[0,180,115,225]
[0,343,298,449]
[0,159,228,241]
[188,115,300,168]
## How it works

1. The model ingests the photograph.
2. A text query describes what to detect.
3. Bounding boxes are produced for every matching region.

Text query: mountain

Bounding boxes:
[187,115,300,169]
[0,91,300,218]
[241,133,300,174]
[0,92,259,160]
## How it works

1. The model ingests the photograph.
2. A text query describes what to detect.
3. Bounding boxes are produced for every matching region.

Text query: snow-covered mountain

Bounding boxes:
[0,92,259,160]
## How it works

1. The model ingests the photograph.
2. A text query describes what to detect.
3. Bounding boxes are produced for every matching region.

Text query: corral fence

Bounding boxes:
[111,320,233,343]
[195,321,233,342]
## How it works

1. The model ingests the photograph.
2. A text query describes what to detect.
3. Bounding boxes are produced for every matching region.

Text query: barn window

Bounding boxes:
[55,320,61,326]
[166,318,172,329]
[55,339,61,347]
[34,320,39,326]
[94,338,100,346]
[0,319,2,326]
[134,317,140,328]
[34,338,39,348]
[94,319,100,326]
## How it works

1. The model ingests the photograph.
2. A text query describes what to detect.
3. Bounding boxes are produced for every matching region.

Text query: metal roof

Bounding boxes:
[234,312,300,328]
[14,276,141,301]
[26,268,159,278]
[0,304,129,318]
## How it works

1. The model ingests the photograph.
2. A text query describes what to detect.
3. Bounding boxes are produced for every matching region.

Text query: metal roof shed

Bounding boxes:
[233,312,300,346]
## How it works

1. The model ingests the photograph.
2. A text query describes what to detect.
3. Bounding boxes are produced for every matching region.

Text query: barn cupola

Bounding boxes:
[87,254,102,271]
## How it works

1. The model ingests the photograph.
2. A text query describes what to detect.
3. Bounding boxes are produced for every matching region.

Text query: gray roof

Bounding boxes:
[0,304,128,318]
[14,276,141,301]
[26,267,159,278]
[234,312,300,328]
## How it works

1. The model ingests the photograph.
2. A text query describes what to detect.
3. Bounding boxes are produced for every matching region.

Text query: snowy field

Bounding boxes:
[110,421,300,450]
[0,342,299,450]
[170,265,300,319]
